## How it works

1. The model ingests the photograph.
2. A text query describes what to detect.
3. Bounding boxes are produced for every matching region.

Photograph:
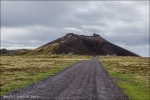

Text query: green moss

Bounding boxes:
[26,50,42,55]
[1,55,91,96]
[13,50,31,56]
[118,81,149,100]
[0,61,76,96]
[102,62,149,100]
[26,44,59,56]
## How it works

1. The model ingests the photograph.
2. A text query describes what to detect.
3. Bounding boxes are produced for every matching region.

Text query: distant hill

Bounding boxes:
[1,33,139,56]
[28,33,138,56]
[0,49,31,56]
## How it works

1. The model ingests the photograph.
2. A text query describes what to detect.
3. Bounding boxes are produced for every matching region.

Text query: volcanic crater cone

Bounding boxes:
[35,33,138,56]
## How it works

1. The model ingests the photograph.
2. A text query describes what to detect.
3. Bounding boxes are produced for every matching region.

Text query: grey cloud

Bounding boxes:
[1,1,88,27]
[75,1,140,24]
[1,26,67,47]
[1,1,149,56]
[105,34,149,46]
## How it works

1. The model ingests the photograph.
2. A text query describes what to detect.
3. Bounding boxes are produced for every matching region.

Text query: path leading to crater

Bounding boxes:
[2,57,129,100]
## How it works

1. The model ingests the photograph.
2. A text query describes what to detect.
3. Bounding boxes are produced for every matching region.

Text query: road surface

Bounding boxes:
[2,57,129,100]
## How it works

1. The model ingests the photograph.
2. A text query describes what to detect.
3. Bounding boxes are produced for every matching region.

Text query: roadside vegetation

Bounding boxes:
[0,55,91,96]
[1,55,149,99]
[99,56,149,100]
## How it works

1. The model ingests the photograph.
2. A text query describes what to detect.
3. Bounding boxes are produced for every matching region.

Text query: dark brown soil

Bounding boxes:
[1,57,129,100]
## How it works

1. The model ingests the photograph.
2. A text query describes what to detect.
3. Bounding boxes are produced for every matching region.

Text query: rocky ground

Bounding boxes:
[1,57,129,100]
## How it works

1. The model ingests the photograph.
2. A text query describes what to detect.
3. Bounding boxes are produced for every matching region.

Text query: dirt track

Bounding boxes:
[2,57,129,100]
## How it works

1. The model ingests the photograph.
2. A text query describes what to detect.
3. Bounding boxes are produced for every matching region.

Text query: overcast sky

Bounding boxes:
[1,1,149,57]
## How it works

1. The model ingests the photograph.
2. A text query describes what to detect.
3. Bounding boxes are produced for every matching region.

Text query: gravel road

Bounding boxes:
[2,57,129,100]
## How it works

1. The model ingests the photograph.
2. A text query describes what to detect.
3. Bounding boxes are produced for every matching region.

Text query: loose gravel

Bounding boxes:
[1,57,129,100]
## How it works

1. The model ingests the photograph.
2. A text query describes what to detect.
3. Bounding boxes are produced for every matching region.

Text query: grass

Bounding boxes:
[99,56,149,100]
[25,43,59,56]
[0,55,91,96]
[1,55,149,99]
